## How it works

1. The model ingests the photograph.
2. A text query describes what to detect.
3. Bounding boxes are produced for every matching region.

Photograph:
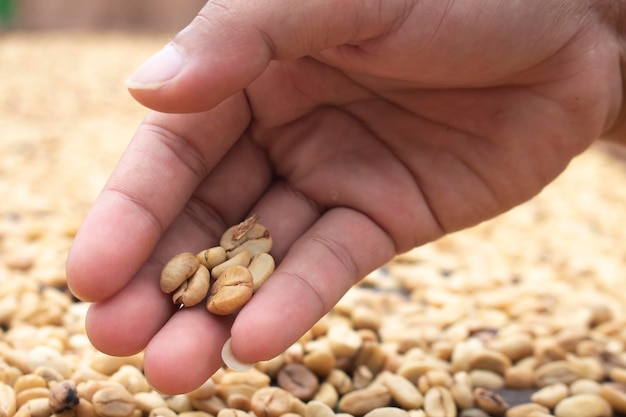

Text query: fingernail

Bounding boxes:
[221,338,254,372]
[126,44,184,90]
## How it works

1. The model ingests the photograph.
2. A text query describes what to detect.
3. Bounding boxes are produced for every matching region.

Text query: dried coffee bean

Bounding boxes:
[178,412,212,417]
[171,264,210,307]
[77,381,115,403]
[197,246,227,269]
[534,361,581,387]
[353,341,387,375]
[134,392,168,411]
[557,329,589,353]
[16,387,50,409]
[422,369,454,392]
[353,365,374,389]
[160,252,200,293]
[397,360,450,385]
[217,369,270,402]
[218,385,254,407]
[599,382,626,413]
[553,393,611,417]
[14,375,46,394]
[225,393,250,411]
[473,387,508,416]
[469,369,504,390]
[338,384,391,416]
[283,343,305,363]
[506,403,550,417]
[527,412,553,417]
[250,387,293,417]
[34,367,62,386]
[305,400,335,417]
[248,253,275,291]
[164,394,194,417]
[172,265,211,307]
[531,382,569,409]
[313,382,338,408]
[218,368,271,389]
[590,303,614,326]
[327,325,362,358]
[110,365,150,394]
[227,233,272,259]
[534,338,567,365]
[569,356,605,382]
[189,395,226,415]
[326,369,353,395]
[468,349,511,375]
[303,346,336,377]
[210,251,252,280]
[570,379,601,395]
[290,397,307,416]
[75,398,97,417]
[423,387,456,417]
[91,385,136,417]
[451,373,474,409]
[49,380,79,414]
[216,409,248,417]
[0,381,17,417]
[206,265,254,315]
[503,365,534,389]
[15,397,52,417]
[459,409,489,417]
[277,363,319,401]
[0,365,23,387]
[350,305,382,331]
[149,407,177,417]
[382,372,424,410]
[363,408,410,417]
[609,367,626,385]
[89,353,143,378]
[27,346,72,378]
[490,333,533,362]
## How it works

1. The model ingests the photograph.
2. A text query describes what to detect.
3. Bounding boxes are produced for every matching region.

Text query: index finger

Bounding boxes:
[66,94,250,302]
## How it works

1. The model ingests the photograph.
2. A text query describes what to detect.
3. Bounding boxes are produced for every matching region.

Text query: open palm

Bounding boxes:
[66,0,622,393]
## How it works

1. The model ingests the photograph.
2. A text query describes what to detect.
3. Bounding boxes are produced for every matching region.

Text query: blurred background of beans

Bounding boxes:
[2,0,205,31]
[5,1,626,417]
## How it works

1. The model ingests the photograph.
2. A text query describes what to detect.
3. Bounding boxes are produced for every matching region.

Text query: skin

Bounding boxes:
[66,0,625,394]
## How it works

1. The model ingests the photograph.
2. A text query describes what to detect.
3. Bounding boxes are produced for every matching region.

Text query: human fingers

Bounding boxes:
[88,179,319,393]
[125,0,412,113]
[138,181,322,394]
[81,133,272,358]
[66,94,250,302]
[230,207,396,364]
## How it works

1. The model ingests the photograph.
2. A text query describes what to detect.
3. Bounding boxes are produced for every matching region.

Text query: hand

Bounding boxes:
[66,0,623,394]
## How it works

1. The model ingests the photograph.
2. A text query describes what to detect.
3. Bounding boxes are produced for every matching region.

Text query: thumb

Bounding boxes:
[125,0,409,113]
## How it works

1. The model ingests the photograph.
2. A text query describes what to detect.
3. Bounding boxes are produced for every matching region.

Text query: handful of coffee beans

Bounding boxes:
[159,214,275,315]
